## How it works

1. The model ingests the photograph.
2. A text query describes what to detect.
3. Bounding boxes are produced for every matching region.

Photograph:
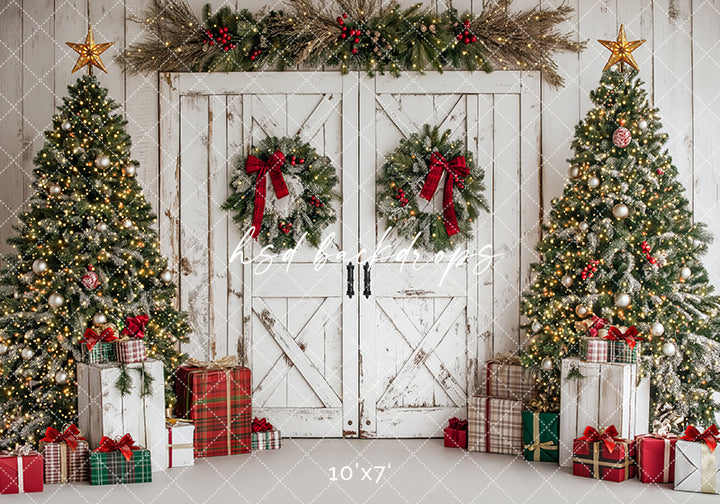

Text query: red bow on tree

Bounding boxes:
[40,424,85,451]
[419,151,469,237]
[680,425,720,453]
[587,315,607,338]
[121,314,150,339]
[605,325,644,349]
[448,417,468,431]
[252,417,274,432]
[95,434,140,462]
[245,150,289,240]
[80,326,118,351]
[580,425,621,452]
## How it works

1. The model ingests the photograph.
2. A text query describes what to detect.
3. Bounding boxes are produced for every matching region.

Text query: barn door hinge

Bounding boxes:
[363,262,371,299]
[346,262,355,299]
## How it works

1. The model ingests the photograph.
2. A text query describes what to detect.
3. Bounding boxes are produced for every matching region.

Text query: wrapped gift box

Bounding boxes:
[636,433,676,484]
[0,449,43,494]
[77,359,166,472]
[167,421,195,468]
[608,340,640,364]
[117,339,146,364]
[83,341,116,364]
[522,411,559,462]
[580,337,607,363]
[39,426,90,484]
[559,357,649,467]
[572,427,636,482]
[443,418,468,449]
[251,431,282,450]
[175,362,252,457]
[468,396,523,455]
[674,426,720,494]
[89,446,151,485]
[483,359,534,402]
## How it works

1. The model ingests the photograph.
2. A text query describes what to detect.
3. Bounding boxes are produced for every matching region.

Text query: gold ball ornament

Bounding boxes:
[32,259,48,274]
[92,313,107,325]
[568,166,581,180]
[96,222,108,232]
[638,119,648,131]
[531,320,542,333]
[55,370,69,384]
[21,347,34,360]
[588,176,600,189]
[561,275,573,287]
[95,154,110,169]
[579,221,589,232]
[61,120,71,131]
[123,164,136,177]
[49,185,62,196]
[160,270,173,283]
[122,219,133,229]
[575,305,589,318]
[541,357,554,371]
[613,203,629,219]
[0,343,7,355]
[48,292,64,308]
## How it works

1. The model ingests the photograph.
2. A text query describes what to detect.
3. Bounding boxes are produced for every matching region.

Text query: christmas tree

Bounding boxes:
[521,27,720,428]
[0,29,190,447]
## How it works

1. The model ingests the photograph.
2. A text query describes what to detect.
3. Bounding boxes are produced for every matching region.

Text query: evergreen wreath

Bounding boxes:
[223,136,340,251]
[377,125,488,253]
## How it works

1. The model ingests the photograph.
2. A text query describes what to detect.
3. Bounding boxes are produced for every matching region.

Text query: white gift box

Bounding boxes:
[167,422,195,468]
[675,439,720,494]
[77,359,167,472]
[559,357,649,467]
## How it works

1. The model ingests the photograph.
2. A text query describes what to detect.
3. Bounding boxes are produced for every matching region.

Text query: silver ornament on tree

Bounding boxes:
[541,357,554,371]
[613,203,629,219]
[575,305,589,318]
[92,313,107,326]
[531,320,542,333]
[679,267,691,280]
[95,154,111,169]
[650,322,665,337]
[21,347,34,360]
[662,341,677,357]
[638,119,648,131]
[96,222,108,232]
[60,120,71,131]
[55,370,68,384]
[568,166,581,180]
[588,176,600,189]
[123,164,136,177]
[0,343,7,355]
[48,185,62,196]
[122,219,133,229]
[48,292,64,308]
[578,221,589,232]
[32,259,48,274]
[615,292,631,308]
[160,269,173,283]
[561,275,573,287]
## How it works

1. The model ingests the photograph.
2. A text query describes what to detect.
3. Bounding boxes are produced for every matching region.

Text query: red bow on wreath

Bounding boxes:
[580,425,621,452]
[604,325,644,349]
[40,424,86,452]
[80,326,118,351]
[95,434,141,462]
[419,151,469,237]
[121,314,149,339]
[680,424,720,453]
[252,417,274,432]
[245,151,289,240]
[448,417,468,431]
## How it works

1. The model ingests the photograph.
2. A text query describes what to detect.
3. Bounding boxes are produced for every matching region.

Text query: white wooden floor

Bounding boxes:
[2,439,713,504]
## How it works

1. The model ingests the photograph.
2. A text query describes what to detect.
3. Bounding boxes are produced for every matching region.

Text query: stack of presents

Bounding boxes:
[0,314,280,495]
[443,317,720,495]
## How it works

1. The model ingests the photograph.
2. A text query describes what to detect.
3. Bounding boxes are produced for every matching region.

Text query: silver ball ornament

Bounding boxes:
[123,164,136,177]
[588,176,600,189]
[0,343,7,355]
[21,347,34,360]
[578,221,589,232]
[531,320,542,333]
[679,267,691,280]
[55,370,68,384]
[96,222,108,232]
[49,184,61,196]
[651,322,665,337]
[575,305,589,318]
[541,357,554,371]
[60,120,71,131]
[95,154,111,169]
[32,259,48,274]
[48,292,64,308]
[568,166,581,180]
[92,313,107,326]
[615,292,631,308]
[638,119,648,131]
[561,275,573,287]
[160,270,173,283]
[613,203,629,219]
[122,219,133,229]
[662,342,676,357]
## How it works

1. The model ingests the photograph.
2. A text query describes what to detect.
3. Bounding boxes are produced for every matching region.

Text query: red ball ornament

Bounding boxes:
[82,266,100,290]
[656,168,664,175]
[612,127,632,148]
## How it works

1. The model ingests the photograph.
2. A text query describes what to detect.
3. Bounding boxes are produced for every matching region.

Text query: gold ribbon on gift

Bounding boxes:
[527,395,559,413]
[166,417,194,428]
[492,352,522,366]
[647,419,676,482]
[525,412,558,461]
[701,443,717,494]
[186,356,237,370]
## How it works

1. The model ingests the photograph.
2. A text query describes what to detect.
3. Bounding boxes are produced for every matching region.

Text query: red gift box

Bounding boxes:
[175,359,252,458]
[444,418,468,448]
[117,339,146,363]
[636,434,676,483]
[572,426,636,482]
[0,448,44,494]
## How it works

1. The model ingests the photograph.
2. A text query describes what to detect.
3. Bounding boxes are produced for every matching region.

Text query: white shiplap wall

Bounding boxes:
[1,0,719,286]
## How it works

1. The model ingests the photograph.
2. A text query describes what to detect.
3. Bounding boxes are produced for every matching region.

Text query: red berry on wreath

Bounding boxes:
[250,55,255,60]
[352,47,358,54]
[656,169,664,175]
[464,37,470,44]
[209,40,214,46]
[298,158,304,164]
[337,17,343,23]
[342,12,348,18]
[471,35,477,43]
[341,33,347,39]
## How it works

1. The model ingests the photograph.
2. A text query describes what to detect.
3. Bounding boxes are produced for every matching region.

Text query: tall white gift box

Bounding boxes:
[559,357,649,467]
[166,421,195,468]
[674,439,720,494]
[77,358,167,472]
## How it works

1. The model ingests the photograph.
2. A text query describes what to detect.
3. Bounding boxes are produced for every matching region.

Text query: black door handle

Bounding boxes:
[363,262,371,299]
[346,262,355,299]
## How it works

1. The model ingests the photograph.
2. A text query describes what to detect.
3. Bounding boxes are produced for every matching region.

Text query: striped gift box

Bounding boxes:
[83,342,115,364]
[117,339,146,364]
[483,360,535,402]
[468,396,523,455]
[89,449,151,485]
[608,340,639,364]
[251,431,281,450]
[580,337,608,363]
[40,440,90,484]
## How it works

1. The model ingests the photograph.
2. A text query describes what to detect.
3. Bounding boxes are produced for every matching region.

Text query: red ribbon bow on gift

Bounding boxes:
[680,424,720,453]
[580,425,621,453]
[448,417,468,431]
[587,315,607,338]
[604,325,644,349]
[95,434,140,462]
[121,314,150,339]
[252,417,274,432]
[80,326,118,351]
[419,151,469,237]
[245,151,290,240]
[40,424,85,452]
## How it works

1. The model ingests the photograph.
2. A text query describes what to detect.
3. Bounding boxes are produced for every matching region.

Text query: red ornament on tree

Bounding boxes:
[612,126,632,148]
[81,265,100,290]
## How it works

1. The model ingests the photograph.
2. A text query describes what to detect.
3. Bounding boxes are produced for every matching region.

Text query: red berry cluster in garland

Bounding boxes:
[337,13,362,54]
[249,48,262,61]
[289,155,304,166]
[309,195,324,208]
[641,241,659,265]
[204,26,236,52]
[395,187,409,207]
[279,221,293,234]
[456,20,477,45]
[581,259,601,280]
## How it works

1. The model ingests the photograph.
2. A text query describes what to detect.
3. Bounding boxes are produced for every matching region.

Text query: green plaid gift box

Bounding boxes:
[608,340,639,363]
[83,342,116,365]
[89,449,151,485]
[522,411,559,462]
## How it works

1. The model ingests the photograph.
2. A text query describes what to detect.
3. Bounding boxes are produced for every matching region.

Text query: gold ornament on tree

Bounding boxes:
[598,24,646,72]
[66,26,113,75]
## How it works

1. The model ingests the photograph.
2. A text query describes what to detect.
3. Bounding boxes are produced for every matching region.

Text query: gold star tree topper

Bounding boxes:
[598,24,646,71]
[66,26,113,74]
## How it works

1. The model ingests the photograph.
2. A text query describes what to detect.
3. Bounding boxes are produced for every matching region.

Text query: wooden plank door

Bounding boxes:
[160,72,359,437]
[357,72,540,437]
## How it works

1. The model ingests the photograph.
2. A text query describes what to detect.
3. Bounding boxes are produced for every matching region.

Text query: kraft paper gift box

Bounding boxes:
[443,417,468,449]
[175,357,252,457]
[483,357,535,402]
[674,425,720,494]
[522,411,559,462]
[559,357,649,467]
[635,421,677,484]
[579,337,608,363]
[167,420,195,467]
[0,448,43,495]
[572,426,636,482]
[39,425,90,484]
[89,435,151,485]
[468,396,523,455]
[77,358,167,471]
